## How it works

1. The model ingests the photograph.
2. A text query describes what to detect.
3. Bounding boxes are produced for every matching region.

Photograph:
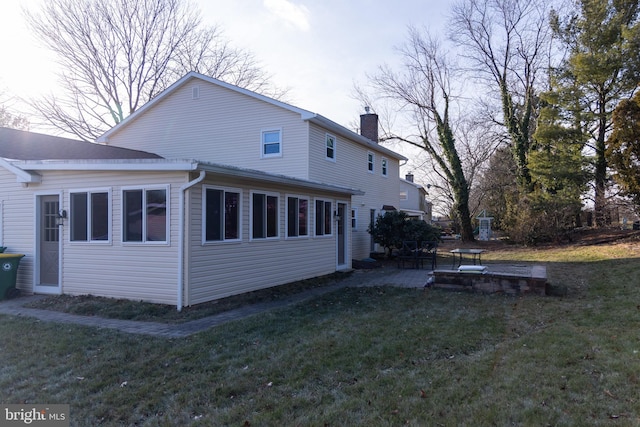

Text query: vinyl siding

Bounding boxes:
[0,168,35,289]
[185,175,349,306]
[105,79,311,179]
[307,123,400,259]
[0,168,187,305]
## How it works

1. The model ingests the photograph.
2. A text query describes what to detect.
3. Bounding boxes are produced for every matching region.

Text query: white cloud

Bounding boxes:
[263,0,311,31]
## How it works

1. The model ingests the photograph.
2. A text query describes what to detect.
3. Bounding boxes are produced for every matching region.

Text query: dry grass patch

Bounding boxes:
[2,238,640,425]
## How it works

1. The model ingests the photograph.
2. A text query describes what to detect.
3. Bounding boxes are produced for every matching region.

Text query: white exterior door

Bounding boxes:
[336,202,347,269]
[35,195,61,294]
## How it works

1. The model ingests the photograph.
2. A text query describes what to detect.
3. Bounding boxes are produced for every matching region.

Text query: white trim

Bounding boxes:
[201,185,243,244]
[250,190,280,241]
[0,158,41,183]
[336,201,349,270]
[178,170,206,311]
[325,133,336,162]
[33,191,63,295]
[367,152,375,174]
[13,159,199,172]
[351,207,358,231]
[285,194,310,239]
[260,128,283,159]
[6,159,364,196]
[121,184,171,245]
[314,198,333,237]
[68,187,113,244]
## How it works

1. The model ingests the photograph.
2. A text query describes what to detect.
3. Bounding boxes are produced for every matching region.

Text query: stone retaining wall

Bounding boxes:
[432,266,547,296]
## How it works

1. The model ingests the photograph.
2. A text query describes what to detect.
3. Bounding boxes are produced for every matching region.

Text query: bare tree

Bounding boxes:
[24,0,284,141]
[366,28,476,241]
[0,91,29,130]
[450,0,552,192]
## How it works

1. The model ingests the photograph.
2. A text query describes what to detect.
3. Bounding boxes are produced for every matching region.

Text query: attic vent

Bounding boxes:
[192,86,200,99]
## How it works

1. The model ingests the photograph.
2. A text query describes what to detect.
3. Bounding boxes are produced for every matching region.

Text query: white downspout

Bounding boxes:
[178,170,206,311]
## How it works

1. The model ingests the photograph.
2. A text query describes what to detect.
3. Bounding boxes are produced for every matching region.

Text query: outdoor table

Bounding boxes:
[450,248,485,269]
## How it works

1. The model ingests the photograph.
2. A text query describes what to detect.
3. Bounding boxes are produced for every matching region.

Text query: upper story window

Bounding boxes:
[70,189,110,242]
[287,196,309,238]
[123,186,169,243]
[381,158,388,176]
[326,133,336,161]
[315,199,333,236]
[262,129,282,158]
[400,191,409,201]
[203,186,241,242]
[252,192,279,239]
[367,152,374,173]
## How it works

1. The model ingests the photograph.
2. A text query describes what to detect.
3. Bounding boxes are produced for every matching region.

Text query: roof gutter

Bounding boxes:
[177,169,206,311]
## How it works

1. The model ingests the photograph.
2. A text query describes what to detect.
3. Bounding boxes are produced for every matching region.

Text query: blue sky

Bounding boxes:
[0,0,451,131]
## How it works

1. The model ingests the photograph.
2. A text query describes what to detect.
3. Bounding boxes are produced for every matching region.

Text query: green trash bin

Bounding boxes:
[0,247,6,253]
[0,254,25,300]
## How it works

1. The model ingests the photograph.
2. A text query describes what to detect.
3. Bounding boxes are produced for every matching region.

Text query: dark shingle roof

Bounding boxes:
[0,127,162,160]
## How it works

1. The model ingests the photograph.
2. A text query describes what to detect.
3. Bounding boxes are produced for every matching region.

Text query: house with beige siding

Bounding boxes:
[400,173,432,222]
[0,72,405,308]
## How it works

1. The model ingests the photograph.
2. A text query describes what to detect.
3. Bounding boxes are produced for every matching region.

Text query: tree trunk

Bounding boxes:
[594,93,608,227]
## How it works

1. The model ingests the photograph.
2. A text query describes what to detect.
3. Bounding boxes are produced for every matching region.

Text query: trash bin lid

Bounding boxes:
[0,254,25,259]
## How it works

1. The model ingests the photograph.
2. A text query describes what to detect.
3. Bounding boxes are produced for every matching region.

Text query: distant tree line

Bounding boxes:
[361,0,640,244]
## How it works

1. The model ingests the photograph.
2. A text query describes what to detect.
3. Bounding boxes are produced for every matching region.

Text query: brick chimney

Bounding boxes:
[360,107,378,143]
[405,172,414,182]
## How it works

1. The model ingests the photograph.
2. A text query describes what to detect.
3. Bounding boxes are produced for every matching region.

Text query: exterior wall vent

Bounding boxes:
[192,86,200,100]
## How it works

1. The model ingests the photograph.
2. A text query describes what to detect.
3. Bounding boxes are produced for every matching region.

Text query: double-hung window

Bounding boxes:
[261,129,282,158]
[123,186,168,243]
[70,189,110,242]
[315,199,333,236]
[252,192,279,239]
[367,152,374,173]
[326,133,336,161]
[287,196,309,237]
[381,158,388,176]
[351,208,358,230]
[203,186,241,242]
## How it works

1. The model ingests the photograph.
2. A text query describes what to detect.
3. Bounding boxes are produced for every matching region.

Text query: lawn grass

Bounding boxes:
[2,241,640,425]
[23,272,351,323]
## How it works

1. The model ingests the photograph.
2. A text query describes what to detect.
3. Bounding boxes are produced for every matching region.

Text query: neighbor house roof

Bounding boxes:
[96,72,407,162]
[0,127,162,160]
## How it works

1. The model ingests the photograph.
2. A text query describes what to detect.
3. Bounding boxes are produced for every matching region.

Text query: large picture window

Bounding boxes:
[123,187,168,243]
[252,192,279,239]
[315,199,332,236]
[204,187,241,242]
[70,190,110,242]
[287,196,308,237]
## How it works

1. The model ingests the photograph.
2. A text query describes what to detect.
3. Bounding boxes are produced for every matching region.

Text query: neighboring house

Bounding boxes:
[399,173,432,222]
[0,72,406,308]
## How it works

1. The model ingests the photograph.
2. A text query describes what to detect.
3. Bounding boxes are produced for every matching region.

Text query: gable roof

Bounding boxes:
[96,72,407,161]
[0,127,162,161]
